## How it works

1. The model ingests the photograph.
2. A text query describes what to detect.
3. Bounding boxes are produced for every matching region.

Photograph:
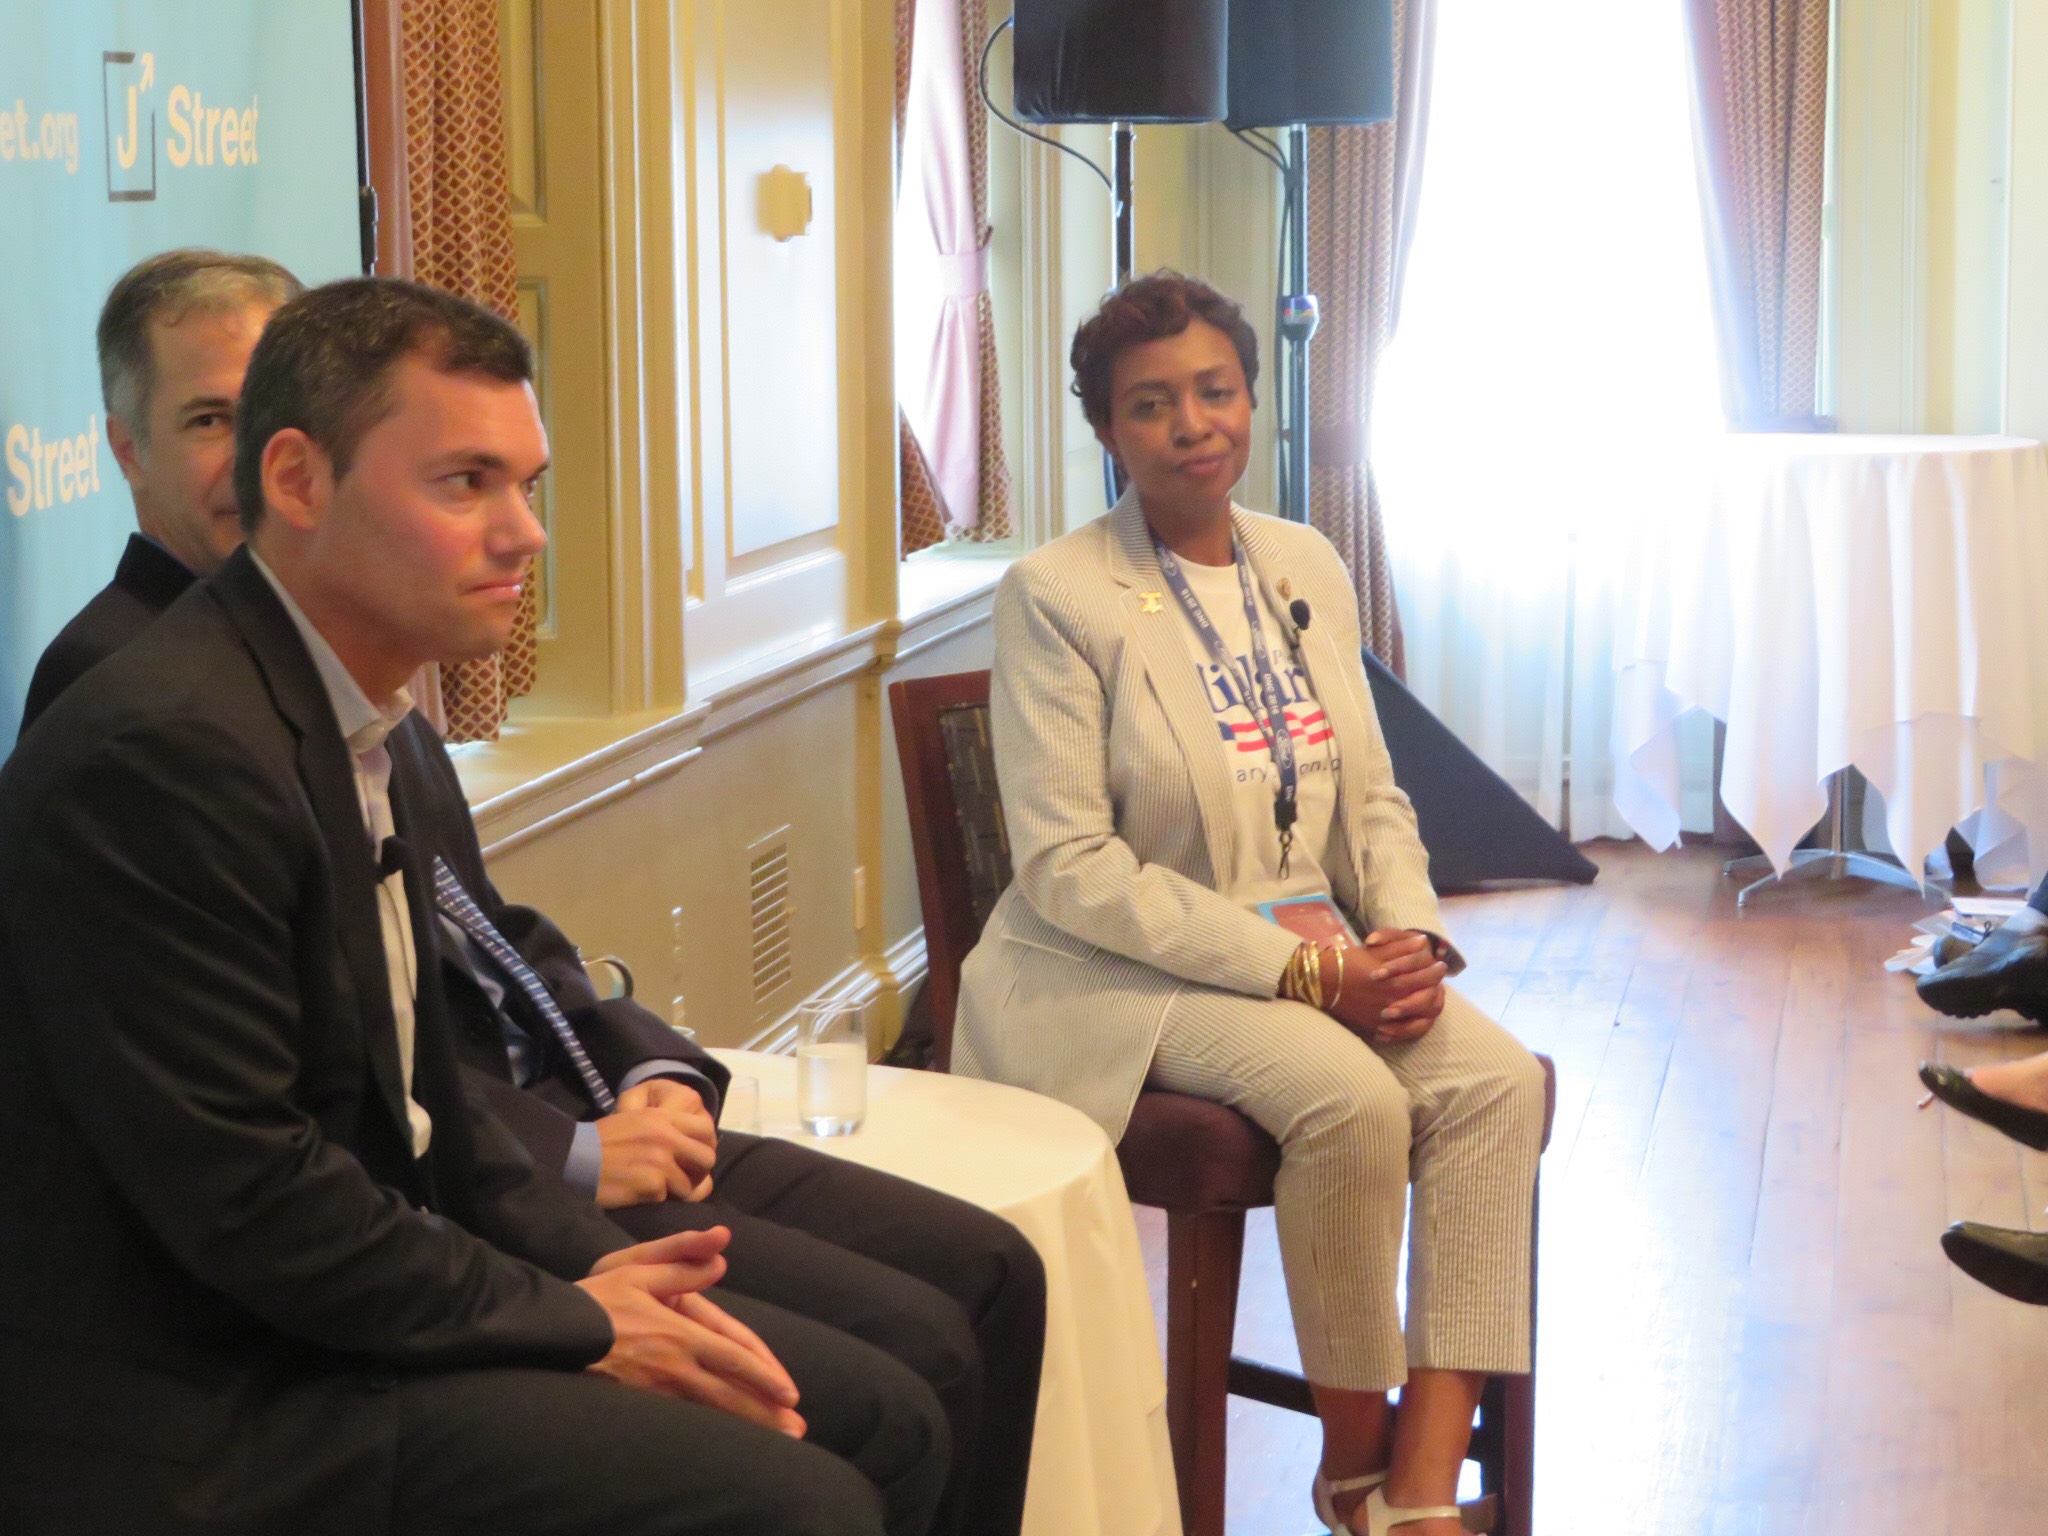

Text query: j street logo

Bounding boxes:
[103,50,156,200]
[103,49,263,204]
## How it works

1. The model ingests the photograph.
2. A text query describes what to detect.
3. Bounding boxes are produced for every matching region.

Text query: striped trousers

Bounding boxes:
[1146,986,1545,1392]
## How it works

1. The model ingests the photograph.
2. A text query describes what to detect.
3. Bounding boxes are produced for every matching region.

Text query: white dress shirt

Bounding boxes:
[252,554,433,1157]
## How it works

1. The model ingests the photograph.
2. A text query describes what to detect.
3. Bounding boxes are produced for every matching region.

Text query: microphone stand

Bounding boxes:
[1276,123,1318,524]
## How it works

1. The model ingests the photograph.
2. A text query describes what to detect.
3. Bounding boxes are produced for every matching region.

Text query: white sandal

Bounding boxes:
[1312,1468,1388,1532]
[1356,1484,1462,1535]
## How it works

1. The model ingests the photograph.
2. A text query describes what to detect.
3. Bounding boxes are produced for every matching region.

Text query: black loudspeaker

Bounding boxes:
[1013,0,1229,124]
[1364,650,1599,891]
[1225,0,1395,128]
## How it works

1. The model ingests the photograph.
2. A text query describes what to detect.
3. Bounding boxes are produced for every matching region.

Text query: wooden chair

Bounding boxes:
[889,669,1554,1536]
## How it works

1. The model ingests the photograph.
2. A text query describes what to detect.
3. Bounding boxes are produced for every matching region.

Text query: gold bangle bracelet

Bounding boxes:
[1289,942,1320,1010]
[1280,943,1312,1002]
[1282,941,1349,1014]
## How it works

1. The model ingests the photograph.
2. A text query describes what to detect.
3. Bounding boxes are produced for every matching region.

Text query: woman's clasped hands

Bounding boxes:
[1321,929,1449,1046]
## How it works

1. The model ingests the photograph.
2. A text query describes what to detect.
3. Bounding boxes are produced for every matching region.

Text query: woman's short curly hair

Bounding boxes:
[1070,271,1260,432]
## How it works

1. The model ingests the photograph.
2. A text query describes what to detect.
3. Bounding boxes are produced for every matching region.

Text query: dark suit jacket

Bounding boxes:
[0,549,628,1535]
[17,532,729,1174]
[19,532,194,736]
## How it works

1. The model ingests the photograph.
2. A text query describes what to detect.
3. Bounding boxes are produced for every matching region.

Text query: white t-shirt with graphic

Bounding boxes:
[1169,557,1344,913]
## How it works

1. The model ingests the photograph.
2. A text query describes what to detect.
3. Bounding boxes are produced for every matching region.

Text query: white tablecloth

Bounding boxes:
[708,1049,1179,1536]
[1613,433,2048,883]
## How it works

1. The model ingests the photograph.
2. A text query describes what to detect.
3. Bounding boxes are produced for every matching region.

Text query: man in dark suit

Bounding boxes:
[0,277,956,1535]
[21,248,301,729]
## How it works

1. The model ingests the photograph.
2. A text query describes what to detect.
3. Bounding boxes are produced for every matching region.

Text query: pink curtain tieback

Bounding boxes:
[938,246,989,300]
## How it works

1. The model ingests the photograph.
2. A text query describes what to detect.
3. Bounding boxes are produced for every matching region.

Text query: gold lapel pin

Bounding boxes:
[1139,591,1165,614]
[1278,578,1293,599]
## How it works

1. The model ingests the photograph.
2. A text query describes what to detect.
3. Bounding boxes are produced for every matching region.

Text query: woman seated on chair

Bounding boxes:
[952,273,1548,1536]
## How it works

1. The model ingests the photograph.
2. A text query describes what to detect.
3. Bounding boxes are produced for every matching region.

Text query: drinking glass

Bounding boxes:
[723,1074,761,1135]
[796,998,868,1136]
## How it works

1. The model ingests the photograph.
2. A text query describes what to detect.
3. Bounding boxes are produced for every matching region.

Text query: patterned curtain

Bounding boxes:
[960,0,1013,546]
[364,0,531,743]
[1305,0,1437,675]
[897,0,1014,555]
[1683,0,1830,429]
[900,410,949,553]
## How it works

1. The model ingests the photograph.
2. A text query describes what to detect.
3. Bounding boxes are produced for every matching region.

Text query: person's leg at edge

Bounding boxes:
[1955,1047,2048,1113]
[1917,871,2048,1017]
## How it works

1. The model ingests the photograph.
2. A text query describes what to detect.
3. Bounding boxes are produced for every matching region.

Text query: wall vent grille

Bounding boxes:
[749,830,794,1007]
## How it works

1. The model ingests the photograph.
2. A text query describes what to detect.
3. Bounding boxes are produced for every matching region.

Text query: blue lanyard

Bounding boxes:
[1153,535,1299,875]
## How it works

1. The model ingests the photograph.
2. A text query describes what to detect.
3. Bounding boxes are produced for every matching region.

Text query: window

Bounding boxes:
[1374,0,1723,838]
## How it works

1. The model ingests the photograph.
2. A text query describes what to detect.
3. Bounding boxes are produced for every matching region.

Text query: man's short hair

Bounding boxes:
[96,249,303,436]
[1069,271,1260,432]
[233,277,535,533]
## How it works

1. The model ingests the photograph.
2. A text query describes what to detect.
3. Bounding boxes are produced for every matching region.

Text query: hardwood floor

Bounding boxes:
[1135,841,2048,1535]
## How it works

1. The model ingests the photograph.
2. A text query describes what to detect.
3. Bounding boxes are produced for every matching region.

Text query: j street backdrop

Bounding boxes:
[0,0,362,746]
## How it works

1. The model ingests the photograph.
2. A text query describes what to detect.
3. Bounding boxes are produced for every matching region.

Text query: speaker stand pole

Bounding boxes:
[1111,121,1136,286]
[1277,124,1319,524]
[1104,120,1137,507]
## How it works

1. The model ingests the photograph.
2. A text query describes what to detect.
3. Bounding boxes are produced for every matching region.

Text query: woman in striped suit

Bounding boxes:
[952,275,1547,1536]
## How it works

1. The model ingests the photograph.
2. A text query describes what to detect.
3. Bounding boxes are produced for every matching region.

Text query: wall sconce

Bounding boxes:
[758,165,813,241]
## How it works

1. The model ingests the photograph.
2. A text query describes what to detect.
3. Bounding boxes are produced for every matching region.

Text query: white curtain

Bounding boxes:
[1374,0,1723,840]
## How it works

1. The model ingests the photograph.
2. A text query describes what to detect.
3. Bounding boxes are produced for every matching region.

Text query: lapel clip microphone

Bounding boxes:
[1288,598,1312,634]
[377,836,411,880]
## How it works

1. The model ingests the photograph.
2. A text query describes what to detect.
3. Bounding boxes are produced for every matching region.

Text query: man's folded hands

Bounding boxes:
[579,1227,804,1436]
[594,1079,720,1207]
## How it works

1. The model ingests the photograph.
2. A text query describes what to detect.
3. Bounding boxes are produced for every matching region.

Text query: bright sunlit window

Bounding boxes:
[1374,0,1723,838]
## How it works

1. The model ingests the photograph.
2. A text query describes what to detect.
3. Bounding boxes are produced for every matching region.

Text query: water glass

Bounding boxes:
[796,998,868,1137]
[723,1073,761,1135]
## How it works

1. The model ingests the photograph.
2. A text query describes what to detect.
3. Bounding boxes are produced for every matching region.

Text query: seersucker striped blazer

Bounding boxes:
[952,491,1463,1142]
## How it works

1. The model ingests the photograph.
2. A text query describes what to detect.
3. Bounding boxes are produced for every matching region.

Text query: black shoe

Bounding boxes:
[1917,1063,2048,1150]
[1941,1222,2048,1306]
[1915,922,2048,1021]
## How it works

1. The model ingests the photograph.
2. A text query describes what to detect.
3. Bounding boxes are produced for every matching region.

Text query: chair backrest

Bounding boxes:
[888,670,1012,1069]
